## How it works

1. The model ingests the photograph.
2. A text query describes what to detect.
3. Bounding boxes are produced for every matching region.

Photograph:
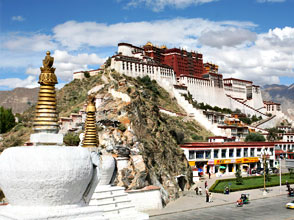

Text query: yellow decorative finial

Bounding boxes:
[33,51,59,134]
[82,96,98,148]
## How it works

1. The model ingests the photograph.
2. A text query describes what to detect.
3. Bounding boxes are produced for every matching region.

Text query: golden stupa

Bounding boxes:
[82,96,98,148]
[33,51,59,134]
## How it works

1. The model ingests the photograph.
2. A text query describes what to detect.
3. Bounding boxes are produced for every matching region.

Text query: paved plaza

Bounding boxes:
[147,174,293,219]
[150,195,294,220]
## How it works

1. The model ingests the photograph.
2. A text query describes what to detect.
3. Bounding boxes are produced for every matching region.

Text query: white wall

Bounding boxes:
[127,188,162,211]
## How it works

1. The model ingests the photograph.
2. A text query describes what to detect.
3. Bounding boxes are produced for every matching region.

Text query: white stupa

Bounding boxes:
[0,52,106,220]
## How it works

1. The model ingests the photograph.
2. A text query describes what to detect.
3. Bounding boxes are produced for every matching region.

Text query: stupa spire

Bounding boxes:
[82,96,98,148]
[33,51,59,134]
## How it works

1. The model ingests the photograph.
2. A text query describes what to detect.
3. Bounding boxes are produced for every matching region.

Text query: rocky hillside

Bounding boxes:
[0,70,213,204]
[262,84,294,120]
[0,88,39,114]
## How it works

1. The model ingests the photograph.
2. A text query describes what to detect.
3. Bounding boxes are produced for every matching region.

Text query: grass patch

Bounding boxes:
[210,174,294,193]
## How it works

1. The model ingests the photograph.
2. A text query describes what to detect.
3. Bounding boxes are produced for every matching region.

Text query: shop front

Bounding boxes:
[214,157,259,175]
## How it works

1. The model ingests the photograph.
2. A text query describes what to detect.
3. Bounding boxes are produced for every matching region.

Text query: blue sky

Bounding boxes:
[1,0,294,90]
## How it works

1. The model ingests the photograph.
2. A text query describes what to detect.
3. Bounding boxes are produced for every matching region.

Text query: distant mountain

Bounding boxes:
[262,84,294,120]
[0,87,39,113]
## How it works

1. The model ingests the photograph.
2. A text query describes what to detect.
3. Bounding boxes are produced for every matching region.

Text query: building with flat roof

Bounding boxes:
[180,142,278,181]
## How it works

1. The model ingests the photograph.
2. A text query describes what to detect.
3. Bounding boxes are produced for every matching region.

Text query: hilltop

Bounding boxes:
[0,70,213,204]
[0,87,39,114]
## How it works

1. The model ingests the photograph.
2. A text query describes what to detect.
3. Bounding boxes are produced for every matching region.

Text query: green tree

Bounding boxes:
[235,167,243,185]
[83,71,90,78]
[245,133,265,142]
[0,106,16,134]
[267,127,279,141]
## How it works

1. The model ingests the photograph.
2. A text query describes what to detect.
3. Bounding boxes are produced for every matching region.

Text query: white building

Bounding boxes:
[181,142,276,181]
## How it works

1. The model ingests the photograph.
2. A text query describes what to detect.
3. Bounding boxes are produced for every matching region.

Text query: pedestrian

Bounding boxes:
[205,181,208,189]
[206,191,209,202]
[199,187,202,195]
[209,192,213,202]
[194,186,199,195]
[208,172,211,179]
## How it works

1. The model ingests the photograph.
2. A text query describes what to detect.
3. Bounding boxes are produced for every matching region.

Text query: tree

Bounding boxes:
[83,71,90,78]
[235,167,243,185]
[0,106,16,134]
[245,133,265,142]
[267,127,279,141]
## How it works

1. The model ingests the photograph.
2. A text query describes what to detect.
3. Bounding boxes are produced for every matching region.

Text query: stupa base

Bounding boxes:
[0,204,108,220]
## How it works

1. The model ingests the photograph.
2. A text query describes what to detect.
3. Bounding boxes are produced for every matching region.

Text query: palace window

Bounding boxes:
[221,149,226,158]
[214,149,219,158]
[237,149,241,157]
[229,149,234,158]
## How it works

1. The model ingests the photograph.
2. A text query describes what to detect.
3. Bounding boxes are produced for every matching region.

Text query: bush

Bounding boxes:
[245,133,265,142]
[169,130,185,144]
[83,71,90,78]
[235,168,243,185]
[118,123,127,132]
[191,134,203,141]
[63,132,80,146]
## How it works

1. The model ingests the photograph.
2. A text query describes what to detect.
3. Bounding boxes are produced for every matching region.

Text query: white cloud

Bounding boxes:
[51,50,106,81]
[3,34,56,52]
[12,16,25,22]
[125,0,218,11]
[1,18,294,87]
[0,76,38,89]
[53,18,256,50]
[198,28,257,48]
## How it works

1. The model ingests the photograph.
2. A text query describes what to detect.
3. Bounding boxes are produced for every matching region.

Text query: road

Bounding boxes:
[150,195,294,220]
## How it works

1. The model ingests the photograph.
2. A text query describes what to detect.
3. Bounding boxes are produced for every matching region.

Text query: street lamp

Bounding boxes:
[279,155,284,194]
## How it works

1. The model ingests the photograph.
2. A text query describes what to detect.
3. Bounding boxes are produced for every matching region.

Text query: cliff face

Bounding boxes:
[0,88,39,113]
[89,72,212,204]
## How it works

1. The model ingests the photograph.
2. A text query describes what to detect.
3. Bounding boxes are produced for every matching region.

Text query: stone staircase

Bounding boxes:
[89,185,149,220]
[251,115,276,128]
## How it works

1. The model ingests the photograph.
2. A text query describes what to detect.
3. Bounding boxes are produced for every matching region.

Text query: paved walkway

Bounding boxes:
[147,174,289,217]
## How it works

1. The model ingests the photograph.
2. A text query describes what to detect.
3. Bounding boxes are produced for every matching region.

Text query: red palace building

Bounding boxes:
[143,42,204,78]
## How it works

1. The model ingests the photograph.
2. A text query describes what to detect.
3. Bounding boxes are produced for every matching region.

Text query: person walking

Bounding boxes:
[205,181,208,189]
[208,172,211,179]
[209,192,213,202]
[199,187,202,195]
[206,191,209,202]
[195,186,199,195]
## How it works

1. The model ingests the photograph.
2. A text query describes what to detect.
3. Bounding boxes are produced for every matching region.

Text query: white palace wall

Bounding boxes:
[111,58,176,92]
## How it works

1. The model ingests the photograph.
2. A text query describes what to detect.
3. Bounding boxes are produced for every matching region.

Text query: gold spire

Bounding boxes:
[82,96,98,148]
[33,51,59,134]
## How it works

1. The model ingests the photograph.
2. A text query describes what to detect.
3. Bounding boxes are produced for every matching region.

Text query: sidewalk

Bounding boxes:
[147,175,289,217]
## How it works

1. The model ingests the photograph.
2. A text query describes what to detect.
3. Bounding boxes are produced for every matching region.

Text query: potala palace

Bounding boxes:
[74,42,291,138]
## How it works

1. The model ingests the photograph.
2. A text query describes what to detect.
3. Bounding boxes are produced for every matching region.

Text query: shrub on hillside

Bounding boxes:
[63,132,80,146]
[245,132,265,142]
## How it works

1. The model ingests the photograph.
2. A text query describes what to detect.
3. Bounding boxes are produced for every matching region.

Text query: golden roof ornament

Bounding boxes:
[82,96,99,148]
[33,51,59,134]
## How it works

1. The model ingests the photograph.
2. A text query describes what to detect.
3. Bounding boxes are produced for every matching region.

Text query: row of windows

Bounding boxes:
[121,61,173,74]
[188,148,274,160]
